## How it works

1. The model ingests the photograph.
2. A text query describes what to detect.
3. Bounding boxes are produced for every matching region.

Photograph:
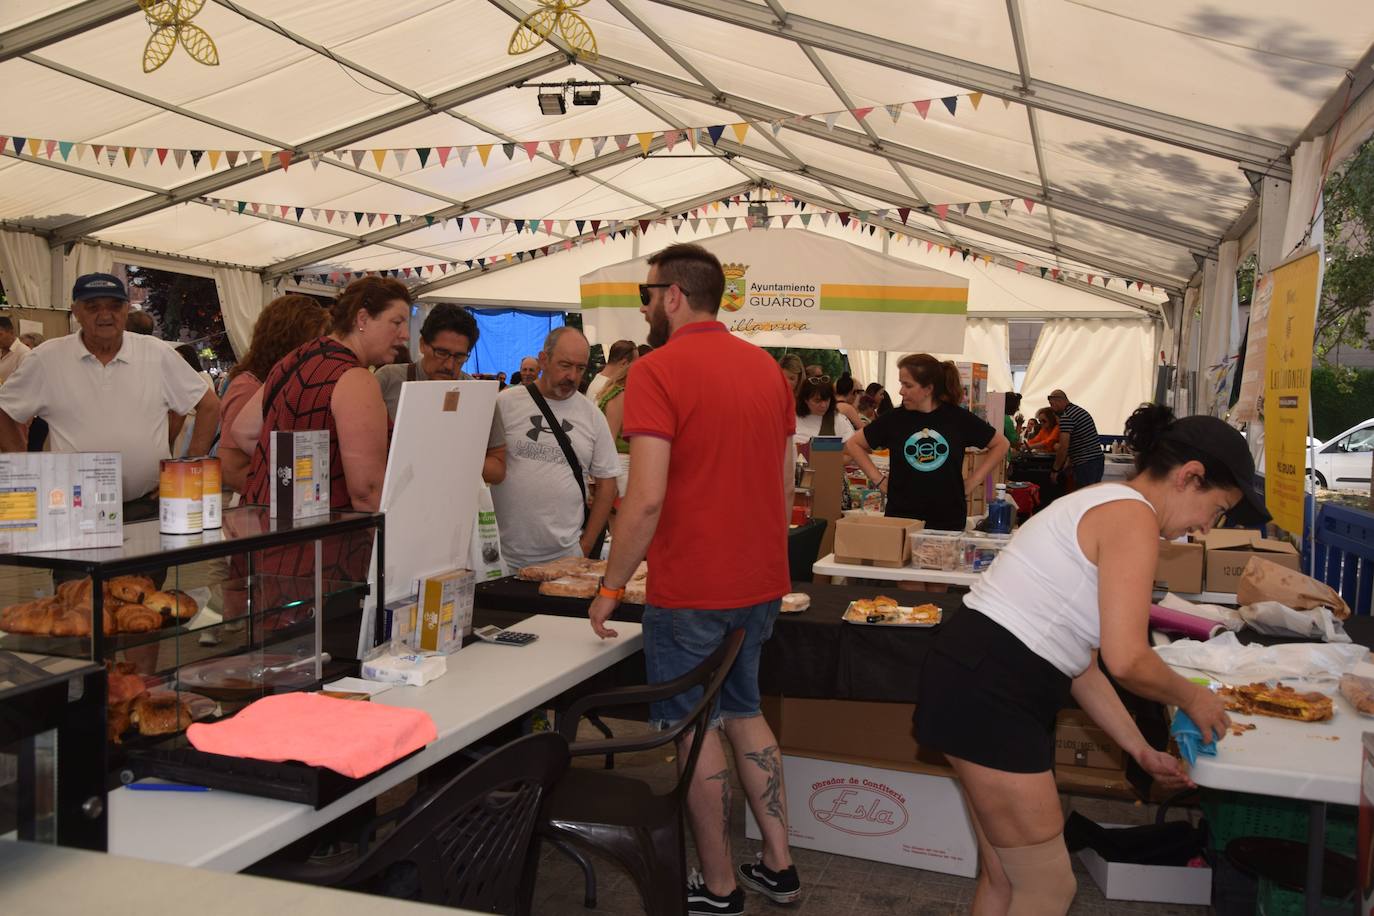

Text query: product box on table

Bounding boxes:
[1154,538,1204,594]
[0,452,122,551]
[745,752,977,878]
[833,516,923,567]
[1201,529,1299,593]
[270,430,331,521]
[1077,825,1212,906]
[418,568,475,654]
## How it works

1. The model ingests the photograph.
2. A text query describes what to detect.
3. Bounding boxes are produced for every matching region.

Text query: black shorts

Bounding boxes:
[915,606,1072,773]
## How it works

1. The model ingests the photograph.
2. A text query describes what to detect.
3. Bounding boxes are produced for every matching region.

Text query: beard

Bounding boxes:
[646,302,671,348]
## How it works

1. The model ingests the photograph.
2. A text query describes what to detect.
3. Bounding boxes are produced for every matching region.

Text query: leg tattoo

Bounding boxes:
[744,744,786,824]
[706,768,732,851]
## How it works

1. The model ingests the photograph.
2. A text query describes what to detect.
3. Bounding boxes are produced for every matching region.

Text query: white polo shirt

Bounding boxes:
[0,338,30,383]
[0,332,209,498]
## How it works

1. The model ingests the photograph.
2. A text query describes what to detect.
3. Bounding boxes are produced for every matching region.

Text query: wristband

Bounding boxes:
[597,577,625,602]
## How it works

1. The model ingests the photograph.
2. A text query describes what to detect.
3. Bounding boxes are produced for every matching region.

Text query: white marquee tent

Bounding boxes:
[3,0,1374,432]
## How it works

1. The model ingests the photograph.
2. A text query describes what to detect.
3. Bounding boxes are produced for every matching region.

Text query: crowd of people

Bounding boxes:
[0,251,1269,916]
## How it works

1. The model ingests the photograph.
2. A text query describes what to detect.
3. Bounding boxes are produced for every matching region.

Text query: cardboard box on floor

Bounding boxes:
[1154,539,1204,593]
[1055,709,1126,770]
[1202,529,1300,593]
[1077,828,1212,905]
[832,516,923,567]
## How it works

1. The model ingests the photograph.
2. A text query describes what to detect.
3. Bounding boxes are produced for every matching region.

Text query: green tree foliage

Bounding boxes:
[126,265,233,361]
[1318,138,1374,357]
[1311,364,1374,440]
[762,347,849,382]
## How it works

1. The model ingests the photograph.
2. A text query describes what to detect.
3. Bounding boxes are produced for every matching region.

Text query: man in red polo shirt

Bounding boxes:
[587,243,799,915]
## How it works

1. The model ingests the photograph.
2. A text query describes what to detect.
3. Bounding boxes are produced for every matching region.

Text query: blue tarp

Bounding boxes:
[467,308,565,377]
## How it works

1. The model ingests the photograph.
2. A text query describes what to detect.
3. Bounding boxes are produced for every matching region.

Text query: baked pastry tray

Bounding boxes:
[841,602,943,627]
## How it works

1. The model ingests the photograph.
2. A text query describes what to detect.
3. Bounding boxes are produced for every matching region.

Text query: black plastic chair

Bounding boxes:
[248,731,569,915]
[540,628,746,916]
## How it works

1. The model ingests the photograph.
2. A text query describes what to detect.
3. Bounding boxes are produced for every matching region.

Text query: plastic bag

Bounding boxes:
[468,485,506,582]
[1153,630,1367,683]
[1239,601,1350,643]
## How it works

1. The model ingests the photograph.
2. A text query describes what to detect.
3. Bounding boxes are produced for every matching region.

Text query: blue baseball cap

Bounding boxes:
[72,273,128,302]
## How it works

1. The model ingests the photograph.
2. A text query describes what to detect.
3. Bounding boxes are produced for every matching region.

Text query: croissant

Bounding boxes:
[146,590,198,620]
[50,605,92,637]
[0,599,56,635]
[110,575,157,604]
[115,604,163,634]
[132,693,194,736]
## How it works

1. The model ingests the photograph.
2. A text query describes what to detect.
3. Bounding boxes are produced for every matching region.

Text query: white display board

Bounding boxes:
[359,379,497,655]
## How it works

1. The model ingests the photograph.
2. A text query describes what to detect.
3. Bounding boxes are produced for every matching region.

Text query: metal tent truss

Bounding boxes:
[3,0,1370,315]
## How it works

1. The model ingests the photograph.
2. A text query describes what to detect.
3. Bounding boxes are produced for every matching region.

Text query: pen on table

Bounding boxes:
[126,782,211,792]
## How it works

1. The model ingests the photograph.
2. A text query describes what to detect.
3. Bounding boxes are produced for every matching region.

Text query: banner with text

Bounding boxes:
[1263,248,1321,533]
[578,229,968,351]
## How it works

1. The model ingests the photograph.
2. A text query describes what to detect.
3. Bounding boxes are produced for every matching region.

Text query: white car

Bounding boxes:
[1312,419,1374,492]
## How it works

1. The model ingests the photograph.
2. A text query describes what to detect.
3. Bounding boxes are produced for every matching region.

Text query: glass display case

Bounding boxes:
[0,651,106,850]
[0,507,384,779]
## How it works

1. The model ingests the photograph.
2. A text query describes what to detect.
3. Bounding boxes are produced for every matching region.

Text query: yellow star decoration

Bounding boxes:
[139,0,219,74]
[508,0,598,62]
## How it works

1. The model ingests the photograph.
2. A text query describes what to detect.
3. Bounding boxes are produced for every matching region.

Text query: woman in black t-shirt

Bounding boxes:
[845,354,1009,532]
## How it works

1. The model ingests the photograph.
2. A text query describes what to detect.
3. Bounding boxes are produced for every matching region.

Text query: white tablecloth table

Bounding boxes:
[109,614,642,872]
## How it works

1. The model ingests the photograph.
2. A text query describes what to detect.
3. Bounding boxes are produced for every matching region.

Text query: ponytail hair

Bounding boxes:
[897,353,963,405]
[1124,403,1240,490]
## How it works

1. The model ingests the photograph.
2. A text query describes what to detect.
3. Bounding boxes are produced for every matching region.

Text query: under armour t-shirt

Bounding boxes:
[860,401,996,531]
[490,384,619,569]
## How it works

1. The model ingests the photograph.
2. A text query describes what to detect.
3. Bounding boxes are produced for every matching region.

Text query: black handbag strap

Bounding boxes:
[260,338,346,420]
[525,383,590,523]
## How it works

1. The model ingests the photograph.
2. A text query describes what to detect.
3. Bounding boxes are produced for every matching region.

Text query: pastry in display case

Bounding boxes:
[0,506,385,798]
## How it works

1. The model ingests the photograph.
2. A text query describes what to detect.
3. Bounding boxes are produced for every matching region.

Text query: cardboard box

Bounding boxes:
[833,516,923,567]
[1077,829,1212,905]
[764,696,929,768]
[383,594,418,649]
[1154,539,1204,594]
[1055,710,1126,770]
[0,452,122,552]
[1202,529,1300,593]
[270,430,331,521]
[418,568,475,654]
[745,753,977,878]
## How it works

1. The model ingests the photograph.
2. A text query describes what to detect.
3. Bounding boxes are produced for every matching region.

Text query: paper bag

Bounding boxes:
[1236,556,1350,620]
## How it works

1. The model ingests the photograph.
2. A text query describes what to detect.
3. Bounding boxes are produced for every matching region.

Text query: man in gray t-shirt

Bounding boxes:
[375,304,505,484]
[491,327,619,569]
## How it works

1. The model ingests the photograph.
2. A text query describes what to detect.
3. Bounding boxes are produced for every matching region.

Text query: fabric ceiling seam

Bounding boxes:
[0,150,171,234]
[1003,0,1063,271]
[591,56,1221,252]
[720,140,1189,289]
[771,179,1167,314]
[45,53,568,244]
[0,0,136,64]
[408,179,756,296]
[640,0,1292,177]
[265,136,670,277]
[207,0,663,224]
[600,0,863,211]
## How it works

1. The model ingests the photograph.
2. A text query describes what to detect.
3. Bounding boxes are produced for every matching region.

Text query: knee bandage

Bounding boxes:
[991,834,1076,915]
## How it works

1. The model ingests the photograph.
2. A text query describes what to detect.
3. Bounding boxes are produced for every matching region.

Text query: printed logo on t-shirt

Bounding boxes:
[526,415,574,442]
[903,427,950,472]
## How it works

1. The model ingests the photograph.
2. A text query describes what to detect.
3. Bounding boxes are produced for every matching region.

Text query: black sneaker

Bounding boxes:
[687,869,745,916]
[737,853,801,904]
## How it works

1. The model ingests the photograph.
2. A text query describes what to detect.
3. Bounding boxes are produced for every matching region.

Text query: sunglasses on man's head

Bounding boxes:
[639,283,691,306]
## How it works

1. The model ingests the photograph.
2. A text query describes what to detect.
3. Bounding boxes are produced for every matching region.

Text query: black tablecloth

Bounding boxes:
[474,577,964,702]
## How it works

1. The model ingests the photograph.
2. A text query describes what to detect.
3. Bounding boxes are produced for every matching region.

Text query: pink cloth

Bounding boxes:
[186,693,437,778]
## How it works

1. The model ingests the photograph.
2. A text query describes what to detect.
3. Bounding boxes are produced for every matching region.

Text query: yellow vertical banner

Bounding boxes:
[1263,248,1321,533]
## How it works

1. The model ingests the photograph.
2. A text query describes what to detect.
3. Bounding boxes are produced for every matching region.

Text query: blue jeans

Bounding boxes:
[642,601,779,730]
[1074,455,1106,487]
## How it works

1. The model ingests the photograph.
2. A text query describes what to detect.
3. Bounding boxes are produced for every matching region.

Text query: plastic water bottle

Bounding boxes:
[987,483,1013,535]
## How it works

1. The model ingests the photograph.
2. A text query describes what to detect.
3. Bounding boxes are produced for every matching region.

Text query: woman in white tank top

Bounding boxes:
[915,404,1270,915]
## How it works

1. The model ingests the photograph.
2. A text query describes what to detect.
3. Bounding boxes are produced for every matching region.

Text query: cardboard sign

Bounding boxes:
[0,452,122,551]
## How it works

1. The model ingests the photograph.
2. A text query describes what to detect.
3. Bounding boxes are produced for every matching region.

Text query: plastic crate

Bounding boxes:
[1256,876,1351,916]
[1201,789,1356,856]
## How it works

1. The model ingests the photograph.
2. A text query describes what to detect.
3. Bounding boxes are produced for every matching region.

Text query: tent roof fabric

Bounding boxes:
[3,0,1372,313]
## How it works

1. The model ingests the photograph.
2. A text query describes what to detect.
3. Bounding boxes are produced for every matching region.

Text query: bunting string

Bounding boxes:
[0,90,1010,174]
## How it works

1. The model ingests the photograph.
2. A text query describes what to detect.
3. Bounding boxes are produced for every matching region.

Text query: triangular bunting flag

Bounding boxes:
[968,92,983,110]
[799,213,811,228]
[371,149,387,170]
[308,151,322,170]
[207,149,221,169]
[886,104,903,123]
[1024,199,1035,214]
[43,139,57,159]
[523,141,539,161]
[476,145,492,166]
[543,219,553,234]
[941,96,958,116]
[189,149,205,169]
[502,143,516,160]
[933,204,949,221]
[707,125,726,145]
[851,106,873,122]
[155,147,169,165]
[416,148,430,168]
[614,135,630,151]
[1039,267,1048,278]
[58,141,74,161]
[173,149,188,169]
[823,112,840,131]
[956,202,970,216]
[725,217,738,231]
[914,99,931,119]
[592,136,608,156]
[122,146,136,166]
[569,137,583,159]
[436,146,451,167]
[458,146,472,166]
[979,201,992,215]
[897,207,911,224]
[636,132,654,155]
[731,122,749,143]
[548,139,562,159]
[771,120,784,137]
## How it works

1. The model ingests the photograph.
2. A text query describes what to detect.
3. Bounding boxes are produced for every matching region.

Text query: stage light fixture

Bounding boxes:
[538,90,567,115]
[572,86,601,106]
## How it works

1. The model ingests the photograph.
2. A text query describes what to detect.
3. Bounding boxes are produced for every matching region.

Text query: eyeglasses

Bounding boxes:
[427,345,469,365]
[804,375,832,385]
[638,283,689,306]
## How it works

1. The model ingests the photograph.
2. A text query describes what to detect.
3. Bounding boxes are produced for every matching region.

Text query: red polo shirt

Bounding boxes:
[622,321,795,609]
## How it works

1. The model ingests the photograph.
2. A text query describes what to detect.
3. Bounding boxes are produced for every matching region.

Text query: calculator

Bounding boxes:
[475,625,538,646]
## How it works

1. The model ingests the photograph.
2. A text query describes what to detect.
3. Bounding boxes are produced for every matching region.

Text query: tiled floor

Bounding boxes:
[531,719,1211,916]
